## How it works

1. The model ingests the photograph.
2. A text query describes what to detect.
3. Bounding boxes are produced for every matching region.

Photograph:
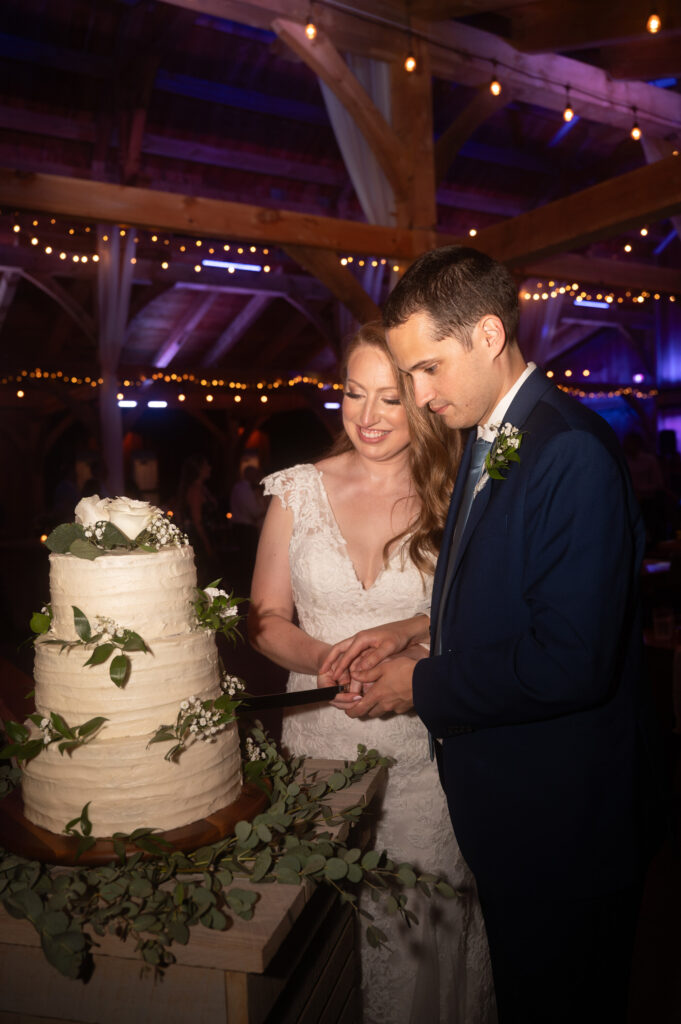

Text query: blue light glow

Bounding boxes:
[324,402,341,410]
[118,400,138,408]
[201,260,262,272]
[573,298,610,309]
[148,400,168,408]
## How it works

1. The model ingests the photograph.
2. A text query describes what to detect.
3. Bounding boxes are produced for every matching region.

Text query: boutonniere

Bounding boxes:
[473,422,525,497]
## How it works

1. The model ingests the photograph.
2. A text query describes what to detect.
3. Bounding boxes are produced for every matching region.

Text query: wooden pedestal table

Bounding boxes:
[0,760,386,1024]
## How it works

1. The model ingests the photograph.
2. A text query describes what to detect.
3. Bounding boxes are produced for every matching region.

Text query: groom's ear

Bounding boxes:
[479,315,506,357]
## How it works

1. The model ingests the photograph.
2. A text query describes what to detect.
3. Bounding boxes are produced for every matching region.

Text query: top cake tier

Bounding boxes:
[49,546,198,641]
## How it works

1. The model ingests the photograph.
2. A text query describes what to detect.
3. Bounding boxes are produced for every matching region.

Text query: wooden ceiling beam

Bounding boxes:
[519,254,681,295]
[597,32,681,81]
[435,85,510,185]
[507,0,681,55]
[0,169,421,258]
[153,293,218,367]
[284,245,381,324]
[201,293,271,365]
[473,154,681,265]
[161,0,681,138]
[272,18,409,203]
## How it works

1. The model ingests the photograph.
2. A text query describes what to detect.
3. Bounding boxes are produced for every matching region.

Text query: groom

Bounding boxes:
[333,246,662,1022]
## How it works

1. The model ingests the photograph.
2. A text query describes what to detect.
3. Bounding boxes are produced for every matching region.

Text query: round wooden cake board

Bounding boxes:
[0,783,269,866]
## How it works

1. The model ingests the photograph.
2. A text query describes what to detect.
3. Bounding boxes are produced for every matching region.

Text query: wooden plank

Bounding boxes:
[0,946,226,1024]
[272,18,408,204]
[0,169,420,259]
[473,155,681,266]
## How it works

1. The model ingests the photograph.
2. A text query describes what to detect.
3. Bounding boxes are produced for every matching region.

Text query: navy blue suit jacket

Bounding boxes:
[413,369,656,901]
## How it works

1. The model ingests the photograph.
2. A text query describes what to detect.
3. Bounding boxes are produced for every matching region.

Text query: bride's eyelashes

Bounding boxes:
[344,390,401,405]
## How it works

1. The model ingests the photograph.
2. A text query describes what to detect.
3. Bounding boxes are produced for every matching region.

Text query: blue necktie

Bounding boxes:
[434,437,492,657]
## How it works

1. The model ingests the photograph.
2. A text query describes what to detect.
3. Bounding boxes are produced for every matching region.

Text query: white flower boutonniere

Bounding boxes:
[473,422,525,497]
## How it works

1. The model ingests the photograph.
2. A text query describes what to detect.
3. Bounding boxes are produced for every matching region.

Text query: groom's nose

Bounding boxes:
[412,376,434,408]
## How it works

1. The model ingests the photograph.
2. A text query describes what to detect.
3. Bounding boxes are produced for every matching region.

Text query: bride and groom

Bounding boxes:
[250,246,658,1024]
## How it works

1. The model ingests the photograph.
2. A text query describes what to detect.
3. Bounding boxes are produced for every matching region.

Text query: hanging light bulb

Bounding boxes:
[563,86,574,122]
[646,10,661,32]
[305,15,317,40]
[630,108,642,141]
[405,51,416,73]
[489,65,502,96]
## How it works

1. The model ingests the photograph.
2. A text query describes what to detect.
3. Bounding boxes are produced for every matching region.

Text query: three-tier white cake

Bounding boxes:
[22,543,242,837]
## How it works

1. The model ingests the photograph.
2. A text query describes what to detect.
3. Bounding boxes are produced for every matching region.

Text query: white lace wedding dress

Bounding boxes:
[263,464,496,1024]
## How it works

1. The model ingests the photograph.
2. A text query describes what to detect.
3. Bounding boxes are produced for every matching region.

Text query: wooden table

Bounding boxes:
[0,760,386,1024]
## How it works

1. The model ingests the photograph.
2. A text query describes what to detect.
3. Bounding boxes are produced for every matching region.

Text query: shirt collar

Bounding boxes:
[477,362,536,442]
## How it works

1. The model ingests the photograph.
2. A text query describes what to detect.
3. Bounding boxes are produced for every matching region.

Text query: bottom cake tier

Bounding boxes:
[21,721,242,836]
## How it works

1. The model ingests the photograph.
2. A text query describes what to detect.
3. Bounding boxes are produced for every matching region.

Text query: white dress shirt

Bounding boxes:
[477,362,537,442]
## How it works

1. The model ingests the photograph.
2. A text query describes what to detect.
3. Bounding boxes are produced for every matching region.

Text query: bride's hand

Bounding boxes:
[319,615,429,683]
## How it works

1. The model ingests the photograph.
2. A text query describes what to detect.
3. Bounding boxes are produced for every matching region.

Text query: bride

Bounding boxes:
[248,322,495,1024]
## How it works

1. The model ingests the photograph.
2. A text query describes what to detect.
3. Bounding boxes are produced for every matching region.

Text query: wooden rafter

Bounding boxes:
[272,18,408,204]
[520,255,681,295]
[435,85,510,185]
[161,0,681,138]
[473,155,681,266]
[284,245,381,324]
[201,294,271,366]
[597,32,681,81]
[18,270,96,342]
[153,292,218,367]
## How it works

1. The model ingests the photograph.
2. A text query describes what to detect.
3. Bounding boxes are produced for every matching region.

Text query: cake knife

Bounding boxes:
[242,685,348,710]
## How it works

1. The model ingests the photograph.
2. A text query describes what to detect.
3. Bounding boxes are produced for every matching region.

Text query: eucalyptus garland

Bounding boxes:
[0,734,458,981]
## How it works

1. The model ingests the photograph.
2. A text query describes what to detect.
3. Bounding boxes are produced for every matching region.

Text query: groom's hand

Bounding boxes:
[319,614,430,684]
[343,656,418,719]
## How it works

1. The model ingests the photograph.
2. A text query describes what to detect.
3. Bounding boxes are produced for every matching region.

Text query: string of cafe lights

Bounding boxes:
[4,214,275,275]
[304,3,679,138]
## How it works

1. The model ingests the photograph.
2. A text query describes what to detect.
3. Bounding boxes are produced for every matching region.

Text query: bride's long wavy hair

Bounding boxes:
[325,321,464,574]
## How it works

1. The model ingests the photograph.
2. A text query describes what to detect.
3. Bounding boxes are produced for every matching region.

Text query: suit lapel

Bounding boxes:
[432,369,553,633]
[431,431,475,627]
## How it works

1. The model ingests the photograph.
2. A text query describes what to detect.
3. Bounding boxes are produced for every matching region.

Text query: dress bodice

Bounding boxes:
[263,463,432,646]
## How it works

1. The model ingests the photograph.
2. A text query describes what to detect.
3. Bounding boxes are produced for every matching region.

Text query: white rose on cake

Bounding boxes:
[74,495,110,527]
[107,497,157,540]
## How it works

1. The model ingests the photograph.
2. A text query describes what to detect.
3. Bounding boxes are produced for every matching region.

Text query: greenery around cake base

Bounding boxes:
[0,730,458,981]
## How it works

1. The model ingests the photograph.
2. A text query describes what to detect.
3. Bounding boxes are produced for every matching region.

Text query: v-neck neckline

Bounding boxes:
[313,466,392,593]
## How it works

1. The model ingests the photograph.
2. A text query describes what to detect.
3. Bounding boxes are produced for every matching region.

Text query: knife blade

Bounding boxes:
[241,685,346,711]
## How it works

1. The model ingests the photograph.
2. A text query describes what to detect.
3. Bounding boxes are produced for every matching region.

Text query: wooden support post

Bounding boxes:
[97,228,136,496]
[389,37,437,234]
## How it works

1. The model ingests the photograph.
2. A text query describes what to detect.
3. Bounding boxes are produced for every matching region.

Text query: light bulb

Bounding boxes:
[405,53,416,73]
[563,103,574,122]
[490,75,501,97]
[646,10,661,32]
[631,121,642,141]
[305,16,317,40]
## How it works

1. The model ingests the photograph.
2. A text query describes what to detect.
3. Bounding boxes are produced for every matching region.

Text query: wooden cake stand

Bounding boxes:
[0,783,269,865]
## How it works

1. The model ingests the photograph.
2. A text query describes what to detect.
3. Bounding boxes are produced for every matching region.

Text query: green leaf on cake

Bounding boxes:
[69,538,100,561]
[44,522,85,553]
[109,654,130,687]
[122,632,149,653]
[76,716,108,739]
[83,643,115,667]
[30,612,51,635]
[100,522,132,549]
[72,608,92,642]
[50,712,76,741]
[3,720,29,744]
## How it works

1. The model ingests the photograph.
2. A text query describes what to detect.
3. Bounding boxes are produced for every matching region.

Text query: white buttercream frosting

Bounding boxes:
[49,546,197,641]
[23,545,243,837]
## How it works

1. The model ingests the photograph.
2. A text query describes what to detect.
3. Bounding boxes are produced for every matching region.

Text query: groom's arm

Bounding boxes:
[414,428,642,733]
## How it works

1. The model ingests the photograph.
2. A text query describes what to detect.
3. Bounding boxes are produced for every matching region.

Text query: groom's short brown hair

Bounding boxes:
[383,245,519,350]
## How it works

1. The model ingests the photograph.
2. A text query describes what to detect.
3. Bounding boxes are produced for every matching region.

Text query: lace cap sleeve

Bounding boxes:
[262,463,317,515]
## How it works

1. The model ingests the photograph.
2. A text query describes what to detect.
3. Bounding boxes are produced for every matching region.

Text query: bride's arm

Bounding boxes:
[248,495,332,678]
